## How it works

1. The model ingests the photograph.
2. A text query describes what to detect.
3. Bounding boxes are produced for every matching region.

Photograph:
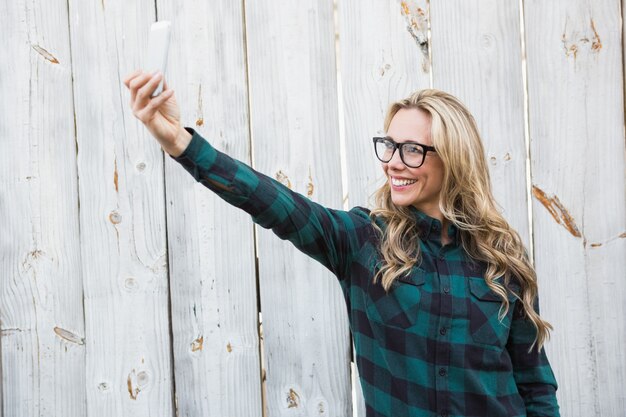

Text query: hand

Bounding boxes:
[123,69,191,157]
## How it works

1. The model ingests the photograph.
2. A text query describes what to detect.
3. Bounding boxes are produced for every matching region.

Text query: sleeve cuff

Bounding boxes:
[171,127,206,162]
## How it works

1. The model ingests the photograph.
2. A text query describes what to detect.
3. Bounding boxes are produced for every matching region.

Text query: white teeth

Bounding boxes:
[391,177,417,186]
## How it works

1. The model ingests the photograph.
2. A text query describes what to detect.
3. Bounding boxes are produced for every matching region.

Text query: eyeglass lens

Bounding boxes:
[375,138,425,168]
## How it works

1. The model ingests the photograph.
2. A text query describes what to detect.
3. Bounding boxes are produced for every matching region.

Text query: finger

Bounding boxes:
[151,88,174,109]
[162,78,169,91]
[129,72,154,105]
[129,72,151,105]
[136,72,163,104]
[135,89,174,122]
[123,69,142,88]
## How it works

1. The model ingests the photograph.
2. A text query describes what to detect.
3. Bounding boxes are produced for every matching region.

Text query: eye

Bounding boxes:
[403,144,424,155]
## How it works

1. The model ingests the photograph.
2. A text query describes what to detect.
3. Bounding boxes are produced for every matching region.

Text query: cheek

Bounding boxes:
[418,169,443,192]
[426,161,445,186]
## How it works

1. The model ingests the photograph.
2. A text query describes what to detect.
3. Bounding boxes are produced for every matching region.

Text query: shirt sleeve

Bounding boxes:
[506,296,560,417]
[169,128,371,281]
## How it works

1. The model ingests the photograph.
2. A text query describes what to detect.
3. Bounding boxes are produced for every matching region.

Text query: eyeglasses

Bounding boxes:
[372,137,436,168]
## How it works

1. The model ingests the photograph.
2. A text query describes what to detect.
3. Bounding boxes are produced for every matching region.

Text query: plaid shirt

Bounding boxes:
[172,128,560,417]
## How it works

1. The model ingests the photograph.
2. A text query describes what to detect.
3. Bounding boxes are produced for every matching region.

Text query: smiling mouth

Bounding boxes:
[391,177,417,187]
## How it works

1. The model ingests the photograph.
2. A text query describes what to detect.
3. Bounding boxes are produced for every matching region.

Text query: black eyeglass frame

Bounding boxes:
[372,136,437,168]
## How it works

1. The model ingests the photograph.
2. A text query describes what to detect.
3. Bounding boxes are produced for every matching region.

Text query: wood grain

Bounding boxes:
[156,0,263,415]
[0,0,86,416]
[339,0,431,211]
[430,0,530,247]
[67,0,174,415]
[525,0,626,415]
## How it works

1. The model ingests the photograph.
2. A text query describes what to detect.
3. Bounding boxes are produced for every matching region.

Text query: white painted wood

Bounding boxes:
[0,337,2,417]
[67,0,174,415]
[430,0,530,247]
[339,0,431,211]
[244,0,352,415]
[0,0,86,416]
[156,0,263,416]
[0,339,2,417]
[525,0,626,415]
[350,344,364,417]
[338,2,430,413]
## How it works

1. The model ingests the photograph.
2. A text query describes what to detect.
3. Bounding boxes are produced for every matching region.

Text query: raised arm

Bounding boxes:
[123,70,371,280]
[171,128,372,279]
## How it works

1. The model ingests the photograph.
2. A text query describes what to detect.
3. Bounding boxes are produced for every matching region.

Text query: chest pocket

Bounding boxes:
[468,277,517,348]
[366,269,426,329]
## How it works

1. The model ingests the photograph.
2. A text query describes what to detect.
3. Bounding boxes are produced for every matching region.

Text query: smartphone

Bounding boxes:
[145,20,171,97]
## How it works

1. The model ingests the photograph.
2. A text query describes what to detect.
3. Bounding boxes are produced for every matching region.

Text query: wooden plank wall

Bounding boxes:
[525,0,626,415]
[67,0,175,415]
[430,0,530,247]
[0,0,86,416]
[1,0,625,416]
[157,0,263,416]
[339,0,431,210]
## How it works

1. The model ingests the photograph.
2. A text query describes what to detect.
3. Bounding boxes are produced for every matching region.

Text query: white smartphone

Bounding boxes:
[145,20,171,97]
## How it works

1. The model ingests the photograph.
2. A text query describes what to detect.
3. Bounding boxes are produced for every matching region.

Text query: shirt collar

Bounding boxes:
[409,206,459,245]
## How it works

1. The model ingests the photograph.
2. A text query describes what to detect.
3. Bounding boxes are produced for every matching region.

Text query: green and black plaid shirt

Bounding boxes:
[172,128,560,417]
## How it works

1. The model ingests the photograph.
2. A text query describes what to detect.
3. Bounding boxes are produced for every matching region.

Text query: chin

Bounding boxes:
[390,195,416,208]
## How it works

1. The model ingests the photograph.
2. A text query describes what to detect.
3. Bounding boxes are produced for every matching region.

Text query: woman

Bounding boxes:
[124,70,560,417]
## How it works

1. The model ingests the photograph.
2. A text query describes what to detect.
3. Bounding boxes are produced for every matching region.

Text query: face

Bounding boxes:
[382,108,445,217]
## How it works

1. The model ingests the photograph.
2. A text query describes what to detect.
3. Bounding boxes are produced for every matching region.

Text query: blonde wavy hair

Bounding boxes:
[371,89,552,352]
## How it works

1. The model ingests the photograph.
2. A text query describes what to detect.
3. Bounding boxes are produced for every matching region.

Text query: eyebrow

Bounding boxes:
[384,135,426,144]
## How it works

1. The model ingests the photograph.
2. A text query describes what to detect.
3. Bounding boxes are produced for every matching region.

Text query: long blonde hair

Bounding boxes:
[371,89,552,352]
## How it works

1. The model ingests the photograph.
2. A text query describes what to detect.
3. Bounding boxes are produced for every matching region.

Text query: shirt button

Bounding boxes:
[439,367,447,377]
[439,413,448,417]
[443,286,450,294]
[439,327,447,335]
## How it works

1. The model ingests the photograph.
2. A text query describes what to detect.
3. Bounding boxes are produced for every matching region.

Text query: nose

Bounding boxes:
[387,147,405,170]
